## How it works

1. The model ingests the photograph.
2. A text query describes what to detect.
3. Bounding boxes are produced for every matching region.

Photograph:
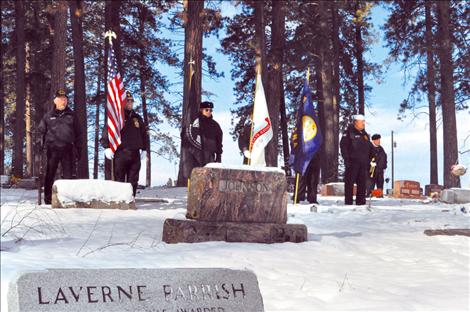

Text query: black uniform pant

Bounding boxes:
[368,170,385,193]
[114,149,141,196]
[294,156,321,204]
[44,146,73,204]
[344,160,368,205]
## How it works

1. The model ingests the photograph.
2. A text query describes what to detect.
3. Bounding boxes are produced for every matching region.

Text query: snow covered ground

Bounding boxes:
[1,186,469,311]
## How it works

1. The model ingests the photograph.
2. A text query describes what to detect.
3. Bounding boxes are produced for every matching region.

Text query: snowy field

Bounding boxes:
[1,186,469,312]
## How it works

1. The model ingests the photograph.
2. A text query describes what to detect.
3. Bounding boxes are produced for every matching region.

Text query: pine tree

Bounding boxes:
[70,0,89,178]
[437,0,460,188]
[177,0,204,186]
[13,0,26,178]
[1,0,5,175]
[49,1,67,104]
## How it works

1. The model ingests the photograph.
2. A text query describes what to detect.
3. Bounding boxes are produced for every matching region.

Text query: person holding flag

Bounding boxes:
[249,69,273,166]
[100,31,147,196]
[102,91,147,196]
[289,76,323,204]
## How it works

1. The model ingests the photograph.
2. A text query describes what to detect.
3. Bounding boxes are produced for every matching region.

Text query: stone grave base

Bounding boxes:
[51,180,136,209]
[163,218,307,244]
[51,193,136,209]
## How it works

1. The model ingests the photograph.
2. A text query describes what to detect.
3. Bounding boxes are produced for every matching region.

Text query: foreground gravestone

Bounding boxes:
[392,180,424,199]
[51,180,135,209]
[164,164,307,244]
[8,268,264,312]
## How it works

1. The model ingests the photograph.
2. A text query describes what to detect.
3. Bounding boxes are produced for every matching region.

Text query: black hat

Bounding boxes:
[55,88,68,98]
[372,134,381,140]
[126,91,133,100]
[200,101,214,109]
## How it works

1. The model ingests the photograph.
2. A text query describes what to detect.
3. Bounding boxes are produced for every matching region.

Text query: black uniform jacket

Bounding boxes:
[340,125,373,165]
[101,109,147,151]
[238,123,251,152]
[38,107,81,150]
[371,144,387,171]
[184,114,223,161]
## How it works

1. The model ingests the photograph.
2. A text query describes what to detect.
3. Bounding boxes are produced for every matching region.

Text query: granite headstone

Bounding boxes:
[8,268,264,312]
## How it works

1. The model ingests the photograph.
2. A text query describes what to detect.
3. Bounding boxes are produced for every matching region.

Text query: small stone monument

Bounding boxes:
[424,184,444,196]
[440,188,470,204]
[8,268,264,312]
[320,182,356,196]
[391,180,424,199]
[163,164,307,244]
[52,179,136,209]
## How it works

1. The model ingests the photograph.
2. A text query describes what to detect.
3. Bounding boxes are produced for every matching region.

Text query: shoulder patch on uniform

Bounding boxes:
[133,117,140,128]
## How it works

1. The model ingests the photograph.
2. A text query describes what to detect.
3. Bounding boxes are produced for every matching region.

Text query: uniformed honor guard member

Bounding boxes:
[102,91,147,196]
[38,88,82,205]
[340,114,373,205]
[184,101,223,167]
[368,133,387,197]
[238,114,252,165]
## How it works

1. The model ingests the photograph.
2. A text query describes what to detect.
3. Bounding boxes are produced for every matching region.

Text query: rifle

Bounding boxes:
[36,132,44,205]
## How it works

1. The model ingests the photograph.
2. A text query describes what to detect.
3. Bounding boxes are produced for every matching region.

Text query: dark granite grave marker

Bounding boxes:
[186,167,287,223]
[163,165,307,244]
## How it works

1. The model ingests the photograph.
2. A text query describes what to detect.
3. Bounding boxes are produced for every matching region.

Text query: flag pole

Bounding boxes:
[293,68,310,204]
[104,30,117,181]
[248,63,262,166]
[294,173,300,204]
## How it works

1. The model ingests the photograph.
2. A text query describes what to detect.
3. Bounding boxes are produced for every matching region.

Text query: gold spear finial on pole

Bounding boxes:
[104,30,117,45]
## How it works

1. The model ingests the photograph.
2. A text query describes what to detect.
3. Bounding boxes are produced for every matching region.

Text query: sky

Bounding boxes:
[139,2,470,189]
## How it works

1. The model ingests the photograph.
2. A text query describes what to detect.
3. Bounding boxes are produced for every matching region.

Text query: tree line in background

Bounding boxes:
[1,0,467,188]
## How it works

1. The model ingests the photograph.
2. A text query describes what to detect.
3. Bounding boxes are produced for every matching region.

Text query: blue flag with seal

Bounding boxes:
[290,78,323,175]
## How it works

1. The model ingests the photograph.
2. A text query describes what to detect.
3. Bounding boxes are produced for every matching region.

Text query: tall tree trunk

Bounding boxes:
[93,49,103,179]
[31,0,47,178]
[266,0,284,167]
[318,0,335,184]
[331,0,340,181]
[13,0,26,178]
[103,0,122,180]
[49,1,68,106]
[355,1,365,115]
[70,0,89,178]
[139,4,151,187]
[25,43,32,177]
[176,0,204,186]
[0,1,4,175]
[425,1,438,185]
[437,1,460,188]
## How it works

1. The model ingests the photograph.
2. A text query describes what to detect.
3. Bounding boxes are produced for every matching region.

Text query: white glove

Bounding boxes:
[243,150,251,159]
[370,161,376,167]
[104,148,114,160]
[140,150,147,160]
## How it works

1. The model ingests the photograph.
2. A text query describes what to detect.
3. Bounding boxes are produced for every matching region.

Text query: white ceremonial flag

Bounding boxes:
[250,73,273,166]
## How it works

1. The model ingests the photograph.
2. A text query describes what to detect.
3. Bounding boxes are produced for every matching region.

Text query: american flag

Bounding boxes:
[106,43,125,152]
